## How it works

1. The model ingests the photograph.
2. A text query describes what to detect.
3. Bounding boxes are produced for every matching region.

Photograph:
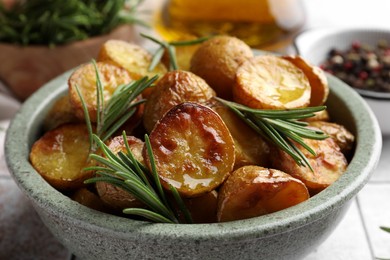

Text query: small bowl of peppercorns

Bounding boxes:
[294,27,390,135]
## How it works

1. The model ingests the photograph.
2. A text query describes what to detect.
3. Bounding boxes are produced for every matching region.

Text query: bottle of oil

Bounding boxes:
[154,0,306,51]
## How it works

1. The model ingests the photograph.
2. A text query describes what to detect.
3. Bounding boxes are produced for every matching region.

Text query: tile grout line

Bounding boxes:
[356,195,376,260]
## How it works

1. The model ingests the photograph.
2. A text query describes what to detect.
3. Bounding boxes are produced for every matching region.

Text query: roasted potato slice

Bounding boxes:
[97,39,167,82]
[68,61,133,122]
[71,188,109,213]
[190,35,253,100]
[143,70,216,133]
[233,55,311,109]
[96,135,145,211]
[271,137,348,194]
[217,166,309,222]
[308,121,355,156]
[183,190,218,223]
[282,55,329,106]
[29,123,93,191]
[43,94,82,131]
[207,99,270,169]
[145,102,235,197]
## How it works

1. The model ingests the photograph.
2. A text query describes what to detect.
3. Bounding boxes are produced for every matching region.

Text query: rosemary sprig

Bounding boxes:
[0,0,145,46]
[215,97,328,170]
[140,33,210,71]
[76,60,158,151]
[84,132,192,224]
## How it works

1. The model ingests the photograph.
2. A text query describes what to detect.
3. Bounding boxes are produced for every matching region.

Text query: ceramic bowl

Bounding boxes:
[294,27,390,135]
[5,70,382,260]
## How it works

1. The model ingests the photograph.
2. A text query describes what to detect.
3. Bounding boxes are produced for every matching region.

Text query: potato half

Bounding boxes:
[29,123,92,191]
[143,70,215,133]
[217,166,309,222]
[145,102,235,197]
[233,55,311,109]
[68,61,133,122]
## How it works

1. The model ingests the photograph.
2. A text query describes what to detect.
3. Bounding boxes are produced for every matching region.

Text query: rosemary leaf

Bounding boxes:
[169,185,193,224]
[123,208,175,224]
[149,46,165,71]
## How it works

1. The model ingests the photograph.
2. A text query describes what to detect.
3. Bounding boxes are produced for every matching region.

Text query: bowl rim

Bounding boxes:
[5,68,382,242]
[294,26,390,100]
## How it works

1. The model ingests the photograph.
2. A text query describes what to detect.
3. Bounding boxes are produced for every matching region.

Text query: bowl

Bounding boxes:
[294,27,390,135]
[5,69,382,260]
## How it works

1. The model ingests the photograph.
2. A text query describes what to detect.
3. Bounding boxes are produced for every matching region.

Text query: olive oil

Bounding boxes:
[154,0,306,51]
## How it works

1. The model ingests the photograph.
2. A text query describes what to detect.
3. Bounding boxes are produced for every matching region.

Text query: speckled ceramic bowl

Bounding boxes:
[5,70,382,260]
[294,27,390,135]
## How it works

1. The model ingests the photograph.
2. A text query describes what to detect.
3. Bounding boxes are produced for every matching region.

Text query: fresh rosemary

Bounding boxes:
[77,61,192,223]
[140,33,210,71]
[214,97,328,170]
[0,0,145,46]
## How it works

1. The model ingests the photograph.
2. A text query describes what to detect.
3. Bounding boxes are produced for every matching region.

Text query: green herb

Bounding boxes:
[76,60,158,152]
[376,227,390,260]
[140,33,210,71]
[215,97,328,170]
[84,132,192,224]
[0,0,145,46]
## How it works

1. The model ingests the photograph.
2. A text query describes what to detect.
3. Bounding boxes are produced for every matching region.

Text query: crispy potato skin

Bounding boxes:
[145,102,235,197]
[29,124,93,191]
[68,61,133,122]
[182,190,218,223]
[97,40,167,80]
[96,136,145,210]
[233,55,311,109]
[308,121,355,157]
[207,99,270,169]
[43,94,83,131]
[217,166,309,222]
[271,138,348,194]
[282,55,329,106]
[143,70,216,133]
[190,35,253,100]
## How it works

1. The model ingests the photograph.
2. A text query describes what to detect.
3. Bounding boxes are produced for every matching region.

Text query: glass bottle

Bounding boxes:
[153,0,306,51]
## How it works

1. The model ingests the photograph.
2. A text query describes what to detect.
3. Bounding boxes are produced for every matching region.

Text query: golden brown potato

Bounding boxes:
[271,137,348,194]
[183,190,218,223]
[207,99,270,169]
[71,188,109,213]
[143,70,216,133]
[145,102,235,197]
[282,55,329,106]
[96,135,145,211]
[68,61,133,122]
[30,123,93,191]
[43,94,82,131]
[233,55,311,109]
[308,121,355,156]
[217,166,309,222]
[190,35,253,100]
[97,39,167,81]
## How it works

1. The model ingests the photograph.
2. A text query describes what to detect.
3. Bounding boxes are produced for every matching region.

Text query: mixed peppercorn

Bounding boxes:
[321,40,390,93]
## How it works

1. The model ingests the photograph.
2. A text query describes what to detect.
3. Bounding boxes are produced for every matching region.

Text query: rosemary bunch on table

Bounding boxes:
[215,97,328,170]
[0,0,145,46]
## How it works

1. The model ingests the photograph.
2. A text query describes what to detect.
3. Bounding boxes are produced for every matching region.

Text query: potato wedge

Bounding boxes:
[97,39,167,89]
[217,166,309,222]
[308,121,355,157]
[190,35,253,100]
[145,102,235,197]
[271,137,348,194]
[207,99,270,169]
[282,55,329,106]
[68,61,133,122]
[43,94,82,131]
[29,123,93,190]
[96,135,145,211]
[233,55,311,109]
[143,70,216,133]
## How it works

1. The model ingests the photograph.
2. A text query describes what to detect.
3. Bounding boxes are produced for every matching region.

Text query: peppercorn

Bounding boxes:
[321,40,390,93]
